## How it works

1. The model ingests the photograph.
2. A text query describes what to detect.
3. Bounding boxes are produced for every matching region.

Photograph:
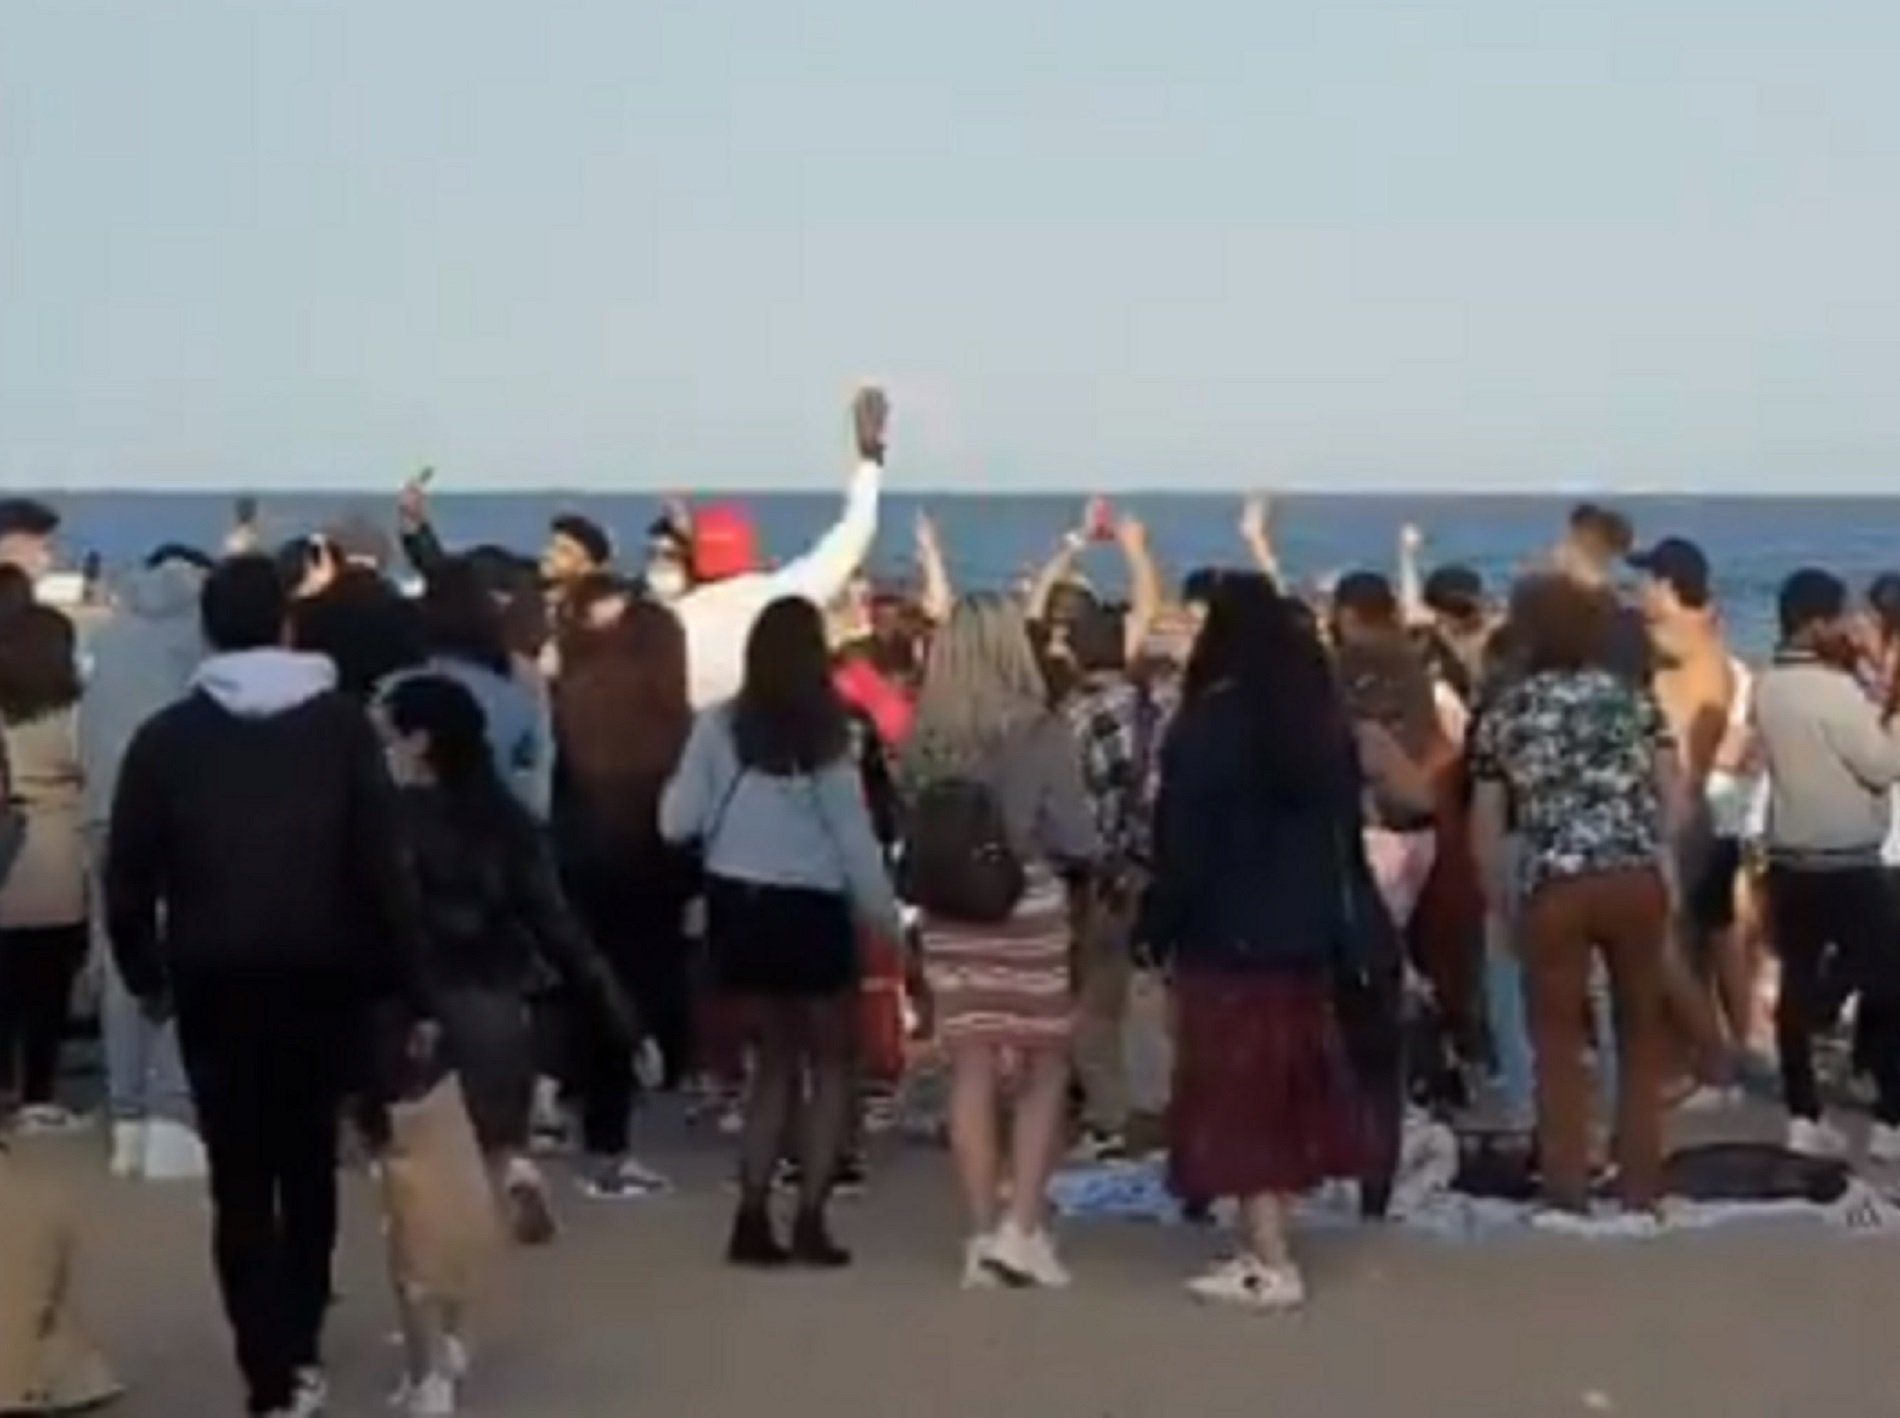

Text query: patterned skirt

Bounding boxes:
[1169,969,1367,1200]
[922,876,1073,1049]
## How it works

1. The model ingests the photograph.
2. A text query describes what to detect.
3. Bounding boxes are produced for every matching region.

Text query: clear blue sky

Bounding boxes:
[3,0,1897,492]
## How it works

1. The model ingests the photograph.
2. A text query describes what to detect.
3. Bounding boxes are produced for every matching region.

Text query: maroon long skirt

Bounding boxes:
[1169,969,1367,1200]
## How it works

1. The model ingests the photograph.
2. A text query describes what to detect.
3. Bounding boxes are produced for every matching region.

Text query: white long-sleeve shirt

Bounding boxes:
[675,459,882,708]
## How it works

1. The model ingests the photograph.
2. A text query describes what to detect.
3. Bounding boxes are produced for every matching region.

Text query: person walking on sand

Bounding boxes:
[380,673,635,1246]
[105,557,428,1418]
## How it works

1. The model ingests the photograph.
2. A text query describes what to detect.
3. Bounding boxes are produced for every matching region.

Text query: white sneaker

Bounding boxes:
[1674,1084,1743,1114]
[143,1118,209,1182]
[15,1104,85,1136]
[983,1221,1072,1290]
[1788,1116,1849,1159]
[109,1121,147,1179]
[289,1367,329,1417]
[1869,1122,1900,1165]
[391,1371,456,1417]
[961,1233,999,1290]
[1186,1256,1306,1312]
[438,1334,471,1383]
[1529,1205,1663,1240]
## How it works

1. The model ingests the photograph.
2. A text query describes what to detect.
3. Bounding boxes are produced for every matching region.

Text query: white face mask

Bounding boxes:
[646,563,689,602]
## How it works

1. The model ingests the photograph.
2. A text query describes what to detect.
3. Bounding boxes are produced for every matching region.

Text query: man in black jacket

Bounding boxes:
[105,556,425,1418]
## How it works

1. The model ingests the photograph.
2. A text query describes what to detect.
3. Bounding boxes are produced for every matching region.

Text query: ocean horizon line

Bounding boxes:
[18,483,1900,503]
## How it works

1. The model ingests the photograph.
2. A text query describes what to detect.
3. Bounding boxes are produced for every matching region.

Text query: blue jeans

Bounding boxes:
[101,940,193,1125]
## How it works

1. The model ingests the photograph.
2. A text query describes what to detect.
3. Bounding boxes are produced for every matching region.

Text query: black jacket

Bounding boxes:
[400,784,628,1036]
[1142,682,1385,976]
[104,655,424,1007]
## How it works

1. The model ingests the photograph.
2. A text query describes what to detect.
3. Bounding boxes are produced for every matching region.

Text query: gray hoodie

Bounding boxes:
[80,562,208,830]
[1753,652,1900,867]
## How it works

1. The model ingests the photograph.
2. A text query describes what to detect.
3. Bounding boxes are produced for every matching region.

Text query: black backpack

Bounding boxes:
[900,777,1025,925]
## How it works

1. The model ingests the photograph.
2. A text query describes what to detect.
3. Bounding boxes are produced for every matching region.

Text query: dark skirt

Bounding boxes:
[707,875,859,1000]
[1169,968,1366,1200]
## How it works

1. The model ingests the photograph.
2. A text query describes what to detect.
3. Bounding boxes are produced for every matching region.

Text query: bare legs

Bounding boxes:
[947,1040,1072,1285]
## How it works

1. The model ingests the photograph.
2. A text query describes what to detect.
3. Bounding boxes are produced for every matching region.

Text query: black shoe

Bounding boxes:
[726,1207,789,1268]
[789,1211,852,1269]
[832,1153,869,1198]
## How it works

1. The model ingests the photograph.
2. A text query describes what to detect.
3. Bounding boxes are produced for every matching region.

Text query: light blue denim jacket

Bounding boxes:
[660,705,901,940]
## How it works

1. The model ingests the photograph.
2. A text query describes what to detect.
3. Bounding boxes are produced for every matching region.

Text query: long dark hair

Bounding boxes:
[383,674,518,835]
[419,559,510,675]
[731,597,848,776]
[1183,572,1352,798]
[0,603,81,725]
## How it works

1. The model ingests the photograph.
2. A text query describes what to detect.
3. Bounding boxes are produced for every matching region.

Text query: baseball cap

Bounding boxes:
[1629,536,1711,608]
[0,498,59,540]
[550,513,614,569]
[1422,564,1485,619]
[690,506,759,583]
[1779,567,1847,640]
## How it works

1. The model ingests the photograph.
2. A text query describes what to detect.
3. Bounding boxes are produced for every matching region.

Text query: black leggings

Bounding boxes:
[738,997,859,1214]
[1765,865,1900,1125]
[0,922,87,1105]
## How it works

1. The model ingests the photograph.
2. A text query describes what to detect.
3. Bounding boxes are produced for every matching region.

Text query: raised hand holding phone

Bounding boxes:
[853,387,890,465]
[398,466,435,530]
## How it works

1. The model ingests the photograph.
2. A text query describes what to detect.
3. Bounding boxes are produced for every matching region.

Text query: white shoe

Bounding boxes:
[391,1371,456,1417]
[1186,1256,1305,1312]
[15,1104,85,1136]
[983,1221,1071,1290]
[1788,1117,1849,1159]
[289,1367,329,1417]
[961,1233,999,1290]
[143,1118,209,1181]
[109,1121,147,1179]
[1529,1205,1662,1240]
[438,1334,471,1383]
[1674,1084,1743,1114]
[1869,1122,1900,1166]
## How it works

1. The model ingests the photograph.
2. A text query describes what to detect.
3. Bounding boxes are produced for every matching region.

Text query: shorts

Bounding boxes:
[1678,829,1742,940]
[707,875,859,1000]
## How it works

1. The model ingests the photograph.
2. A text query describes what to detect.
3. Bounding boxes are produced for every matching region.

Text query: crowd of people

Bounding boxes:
[1,392,1899,1415]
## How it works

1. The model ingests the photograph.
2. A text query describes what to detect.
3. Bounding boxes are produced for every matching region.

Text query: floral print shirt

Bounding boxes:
[1469,668,1671,894]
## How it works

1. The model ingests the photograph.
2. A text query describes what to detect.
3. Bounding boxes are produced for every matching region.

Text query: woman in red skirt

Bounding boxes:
[1145,574,1415,1312]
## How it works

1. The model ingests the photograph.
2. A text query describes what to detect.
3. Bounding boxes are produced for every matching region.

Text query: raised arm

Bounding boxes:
[915,511,954,625]
[1397,524,1427,625]
[1027,522,1088,623]
[764,388,888,607]
[1117,517,1161,663]
[396,468,452,583]
[1240,495,1283,584]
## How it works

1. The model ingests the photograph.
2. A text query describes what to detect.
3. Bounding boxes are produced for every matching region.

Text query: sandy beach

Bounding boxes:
[25,1105,1900,1418]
